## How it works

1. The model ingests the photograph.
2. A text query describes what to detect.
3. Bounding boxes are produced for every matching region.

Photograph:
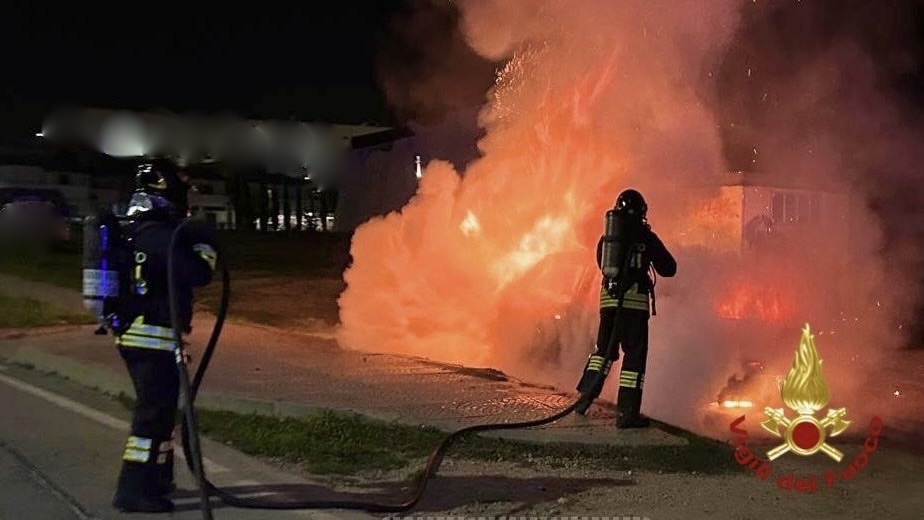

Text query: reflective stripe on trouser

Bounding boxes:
[587,355,608,373]
[576,354,613,396]
[155,439,174,465]
[121,436,172,464]
[599,284,650,312]
[617,371,645,420]
[154,436,175,493]
[122,435,153,463]
[618,369,644,389]
[115,317,176,351]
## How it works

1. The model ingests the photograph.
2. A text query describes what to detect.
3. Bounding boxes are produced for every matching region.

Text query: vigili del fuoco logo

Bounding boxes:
[729,324,884,493]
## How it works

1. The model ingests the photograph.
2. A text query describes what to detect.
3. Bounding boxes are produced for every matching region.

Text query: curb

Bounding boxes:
[4,346,133,397]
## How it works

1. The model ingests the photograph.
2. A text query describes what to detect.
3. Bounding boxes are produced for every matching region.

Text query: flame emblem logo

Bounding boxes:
[761,324,851,461]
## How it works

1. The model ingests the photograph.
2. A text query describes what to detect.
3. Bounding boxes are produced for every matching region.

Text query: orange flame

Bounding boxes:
[715,280,794,323]
[673,188,741,253]
[338,54,624,368]
[338,1,750,390]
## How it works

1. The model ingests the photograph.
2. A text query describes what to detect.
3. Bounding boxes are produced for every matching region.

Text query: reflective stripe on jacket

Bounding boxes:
[115,316,177,351]
[599,283,650,312]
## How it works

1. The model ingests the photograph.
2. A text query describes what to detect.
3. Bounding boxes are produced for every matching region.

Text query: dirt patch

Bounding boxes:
[197,274,344,335]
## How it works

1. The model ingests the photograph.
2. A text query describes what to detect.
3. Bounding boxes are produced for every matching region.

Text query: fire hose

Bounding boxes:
[166,219,591,519]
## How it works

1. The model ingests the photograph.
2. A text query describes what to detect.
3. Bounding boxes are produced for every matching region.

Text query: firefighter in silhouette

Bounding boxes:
[108,159,217,512]
[575,189,676,428]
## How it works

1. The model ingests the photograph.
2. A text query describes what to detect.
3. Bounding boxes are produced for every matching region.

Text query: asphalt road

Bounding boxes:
[0,445,83,520]
[0,363,372,520]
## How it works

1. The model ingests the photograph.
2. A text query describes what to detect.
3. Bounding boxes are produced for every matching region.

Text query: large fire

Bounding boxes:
[336,0,917,436]
[673,188,742,254]
[338,52,624,369]
[338,1,740,387]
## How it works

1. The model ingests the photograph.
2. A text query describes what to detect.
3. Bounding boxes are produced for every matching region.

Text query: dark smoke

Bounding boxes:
[375,0,496,125]
[717,0,924,346]
[336,0,495,231]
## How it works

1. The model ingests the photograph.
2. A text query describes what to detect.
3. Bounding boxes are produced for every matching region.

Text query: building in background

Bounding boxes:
[35,107,407,233]
[335,107,481,231]
[0,165,126,217]
[184,167,235,230]
[0,141,131,219]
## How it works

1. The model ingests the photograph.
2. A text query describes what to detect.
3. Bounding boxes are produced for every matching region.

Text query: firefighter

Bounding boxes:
[111,159,217,513]
[575,189,676,428]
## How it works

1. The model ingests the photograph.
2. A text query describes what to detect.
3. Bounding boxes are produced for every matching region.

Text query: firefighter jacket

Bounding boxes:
[114,216,216,351]
[595,224,676,313]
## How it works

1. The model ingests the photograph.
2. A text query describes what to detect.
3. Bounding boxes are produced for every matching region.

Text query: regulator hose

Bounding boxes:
[168,219,590,514]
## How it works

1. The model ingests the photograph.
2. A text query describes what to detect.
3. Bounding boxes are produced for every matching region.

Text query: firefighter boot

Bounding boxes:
[615,370,650,428]
[112,462,175,513]
[575,355,612,415]
[112,435,175,512]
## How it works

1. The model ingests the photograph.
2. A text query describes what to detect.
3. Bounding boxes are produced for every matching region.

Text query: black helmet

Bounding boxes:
[615,189,647,219]
[127,159,189,218]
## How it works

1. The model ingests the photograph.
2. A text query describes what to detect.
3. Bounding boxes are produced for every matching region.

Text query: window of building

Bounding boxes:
[810,193,821,221]
[783,194,796,222]
[58,174,70,185]
[771,193,785,222]
[797,194,810,223]
[771,191,817,224]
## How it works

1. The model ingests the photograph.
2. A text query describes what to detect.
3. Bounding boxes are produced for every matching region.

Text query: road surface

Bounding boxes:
[0,362,371,520]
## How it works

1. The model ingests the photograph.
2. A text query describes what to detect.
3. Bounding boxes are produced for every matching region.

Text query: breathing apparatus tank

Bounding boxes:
[600,208,630,279]
[601,188,648,283]
[82,210,132,333]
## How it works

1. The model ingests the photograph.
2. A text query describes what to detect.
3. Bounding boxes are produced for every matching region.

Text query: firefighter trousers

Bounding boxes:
[113,347,178,503]
[576,308,649,418]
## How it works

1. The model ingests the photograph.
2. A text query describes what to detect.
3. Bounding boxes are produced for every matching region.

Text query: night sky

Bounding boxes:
[0,1,413,140]
[2,1,921,145]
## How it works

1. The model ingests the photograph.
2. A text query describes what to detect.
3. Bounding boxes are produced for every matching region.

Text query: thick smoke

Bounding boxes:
[713,0,924,428]
[375,0,496,125]
[339,0,923,435]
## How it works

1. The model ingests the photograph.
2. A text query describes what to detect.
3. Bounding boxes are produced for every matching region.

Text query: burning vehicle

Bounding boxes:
[691,171,855,428]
